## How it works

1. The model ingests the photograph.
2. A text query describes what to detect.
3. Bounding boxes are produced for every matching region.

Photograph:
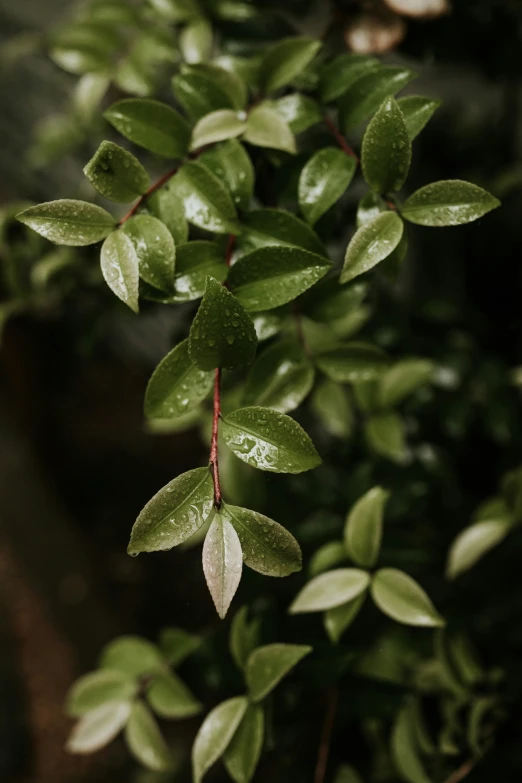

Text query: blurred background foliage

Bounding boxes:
[1,0,522,782]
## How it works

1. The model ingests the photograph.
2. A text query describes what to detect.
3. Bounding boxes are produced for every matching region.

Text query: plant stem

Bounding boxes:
[324,115,359,162]
[210,368,222,508]
[444,760,475,783]
[225,234,236,268]
[314,686,339,783]
[119,166,179,225]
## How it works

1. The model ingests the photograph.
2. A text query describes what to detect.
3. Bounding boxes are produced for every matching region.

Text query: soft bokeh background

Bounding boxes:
[2,1,522,781]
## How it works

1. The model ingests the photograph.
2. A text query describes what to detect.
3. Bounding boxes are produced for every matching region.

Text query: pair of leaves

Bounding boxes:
[191,105,297,155]
[193,643,311,782]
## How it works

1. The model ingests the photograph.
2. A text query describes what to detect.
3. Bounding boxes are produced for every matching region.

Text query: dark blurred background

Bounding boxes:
[1,1,522,782]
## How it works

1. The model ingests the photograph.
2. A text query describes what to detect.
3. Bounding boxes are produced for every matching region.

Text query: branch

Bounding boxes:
[324,115,359,162]
[444,760,475,783]
[314,687,339,783]
[210,368,222,507]
[119,166,179,225]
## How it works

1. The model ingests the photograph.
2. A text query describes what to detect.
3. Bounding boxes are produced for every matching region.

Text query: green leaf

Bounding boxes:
[397,96,441,140]
[149,0,200,22]
[310,379,353,439]
[240,209,326,256]
[66,670,136,717]
[244,105,296,154]
[340,212,404,284]
[402,180,500,226]
[104,98,191,158]
[203,512,243,619]
[252,310,287,341]
[316,342,389,383]
[122,215,175,292]
[180,18,212,65]
[446,520,511,580]
[147,671,202,718]
[173,70,235,120]
[379,359,434,408]
[17,200,115,246]
[144,339,214,420]
[192,696,248,783]
[325,593,366,643]
[178,63,248,114]
[371,568,445,627]
[170,161,239,234]
[333,765,365,783]
[191,109,247,150]
[391,704,431,783]
[344,487,389,568]
[290,568,370,613]
[365,412,406,463]
[100,636,164,677]
[159,627,201,667]
[100,230,139,313]
[84,141,149,204]
[309,541,348,578]
[189,277,257,370]
[124,701,173,771]
[356,192,386,227]
[173,241,228,302]
[128,467,215,554]
[199,140,254,210]
[66,701,132,754]
[223,503,302,576]
[243,339,314,413]
[259,37,321,94]
[146,184,189,245]
[223,703,264,783]
[299,148,357,226]
[361,97,411,194]
[320,53,379,103]
[222,406,321,473]
[270,94,322,134]
[229,246,331,312]
[230,606,261,671]
[304,278,368,323]
[245,643,312,702]
[339,66,417,131]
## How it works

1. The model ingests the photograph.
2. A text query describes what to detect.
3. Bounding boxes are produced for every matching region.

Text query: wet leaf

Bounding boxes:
[172,241,228,302]
[203,512,243,618]
[290,569,371,613]
[244,104,296,154]
[100,230,139,313]
[104,98,190,158]
[17,199,115,246]
[223,503,302,576]
[122,214,175,292]
[191,109,247,149]
[339,66,417,131]
[340,212,404,284]
[170,161,239,234]
[270,93,322,134]
[371,568,445,627]
[128,467,215,554]
[299,148,357,225]
[240,208,326,256]
[222,406,321,473]
[243,339,314,413]
[146,184,188,244]
[223,703,264,783]
[100,636,164,677]
[344,487,390,568]
[124,701,173,771]
[84,140,149,203]
[246,643,312,701]
[193,697,248,783]
[199,140,254,210]
[402,180,500,226]
[361,97,411,194]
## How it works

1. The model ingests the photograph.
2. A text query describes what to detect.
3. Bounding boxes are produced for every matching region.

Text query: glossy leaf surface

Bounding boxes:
[397,95,441,140]
[243,339,314,413]
[170,161,239,234]
[173,241,228,302]
[246,643,312,702]
[100,230,139,313]
[340,66,417,131]
[193,696,248,783]
[203,512,243,619]
[371,568,445,627]
[446,520,511,580]
[191,109,247,149]
[84,140,149,203]
[122,214,175,292]
[259,37,321,93]
[316,342,389,383]
[104,98,190,157]
[17,200,115,246]
[290,569,371,613]
[199,140,254,210]
[344,487,389,568]
[402,180,500,226]
[299,148,357,225]
[361,97,411,194]
[244,105,296,154]
[340,212,404,284]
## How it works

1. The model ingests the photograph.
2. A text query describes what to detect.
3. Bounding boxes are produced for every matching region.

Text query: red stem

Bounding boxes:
[324,116,359,162]
[314,687,339,783]
[210,368,222,507]
[119,166,179,225]
[225,234,236,268]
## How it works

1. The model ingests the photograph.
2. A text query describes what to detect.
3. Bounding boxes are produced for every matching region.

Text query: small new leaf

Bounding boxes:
[173,241,228,302]
[361,97,411,194]
[84,140,150,203]
[299,148,357,226]
[189,277,257,370]
[340,212,404,284]
[222,406,321,473]
[371,568,445,627]
[244,105,296,154]
[245,643,312,702]
[66,670,136,717]
[229,606,261,671]
[17,200,115,246]
[100,636,164,677]
[199,140,254,211]
[192,696,248,783]
[344,487,389,568]
[325,592,367,643]
[146,184,188,245]
[147,671,202,718]
[446,520,511,580]
[104,98,191,158]
[289,568,370,613]
[191,109,247,149]
[128,467,215,554]
[397,95,441,140]
[124,701,173,771]
[66,701,132,754]
[203,513,243,619]
[402,180,500,226]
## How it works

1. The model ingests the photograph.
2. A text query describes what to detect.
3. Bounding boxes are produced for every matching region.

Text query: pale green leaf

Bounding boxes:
[309,541,348,578]
[170,161,239,234]
[144,339,214,420]
[84,141,149,203]
[191,109,247,150]
[66,670,136,717]
[192,696,248,783]
[397,95,441,140]
[310,379,353,439]
[344,486,389,568]
[223,703,264,783]
[316,342,389,383]
[104,98,191,158]
[290,568,371,613]
[243,339,314,413]
[365,412,406,462]
[124,701,173,771]
[402,180,500,226]
[244,105,296,154]
[299,148,357,226]
[222,406,321,474]
[173,69,235,120]
[147,671,202,718]
[391,704,431,783]
[128,467,215,554]
[66,701,132,754]
[339,66,417,131]
[122,214,175,292]
[361,97,411,194]
[270,93,322,134]
[223,503,302,576]
[203,512,243,619]
[100,230,139,313]
[189,277,257,370]
[100,636,164,677]
[146,184,189,245]
[259,37,321,93]
[340,212,404,284]
[180,18,212,65]
[446,520,511,580]
[159,626,201,667]
[371,568,445,627]
[245,643,312,701]
[379,359,434,407]
[324,592,366,643]
[17,199,115,246]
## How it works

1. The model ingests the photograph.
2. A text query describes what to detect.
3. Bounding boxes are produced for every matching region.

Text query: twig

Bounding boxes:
[314,687,339,783]
[324,115,359,162]
[444,760,475,783]
[209,368,222,508]
[119,166,179,225]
